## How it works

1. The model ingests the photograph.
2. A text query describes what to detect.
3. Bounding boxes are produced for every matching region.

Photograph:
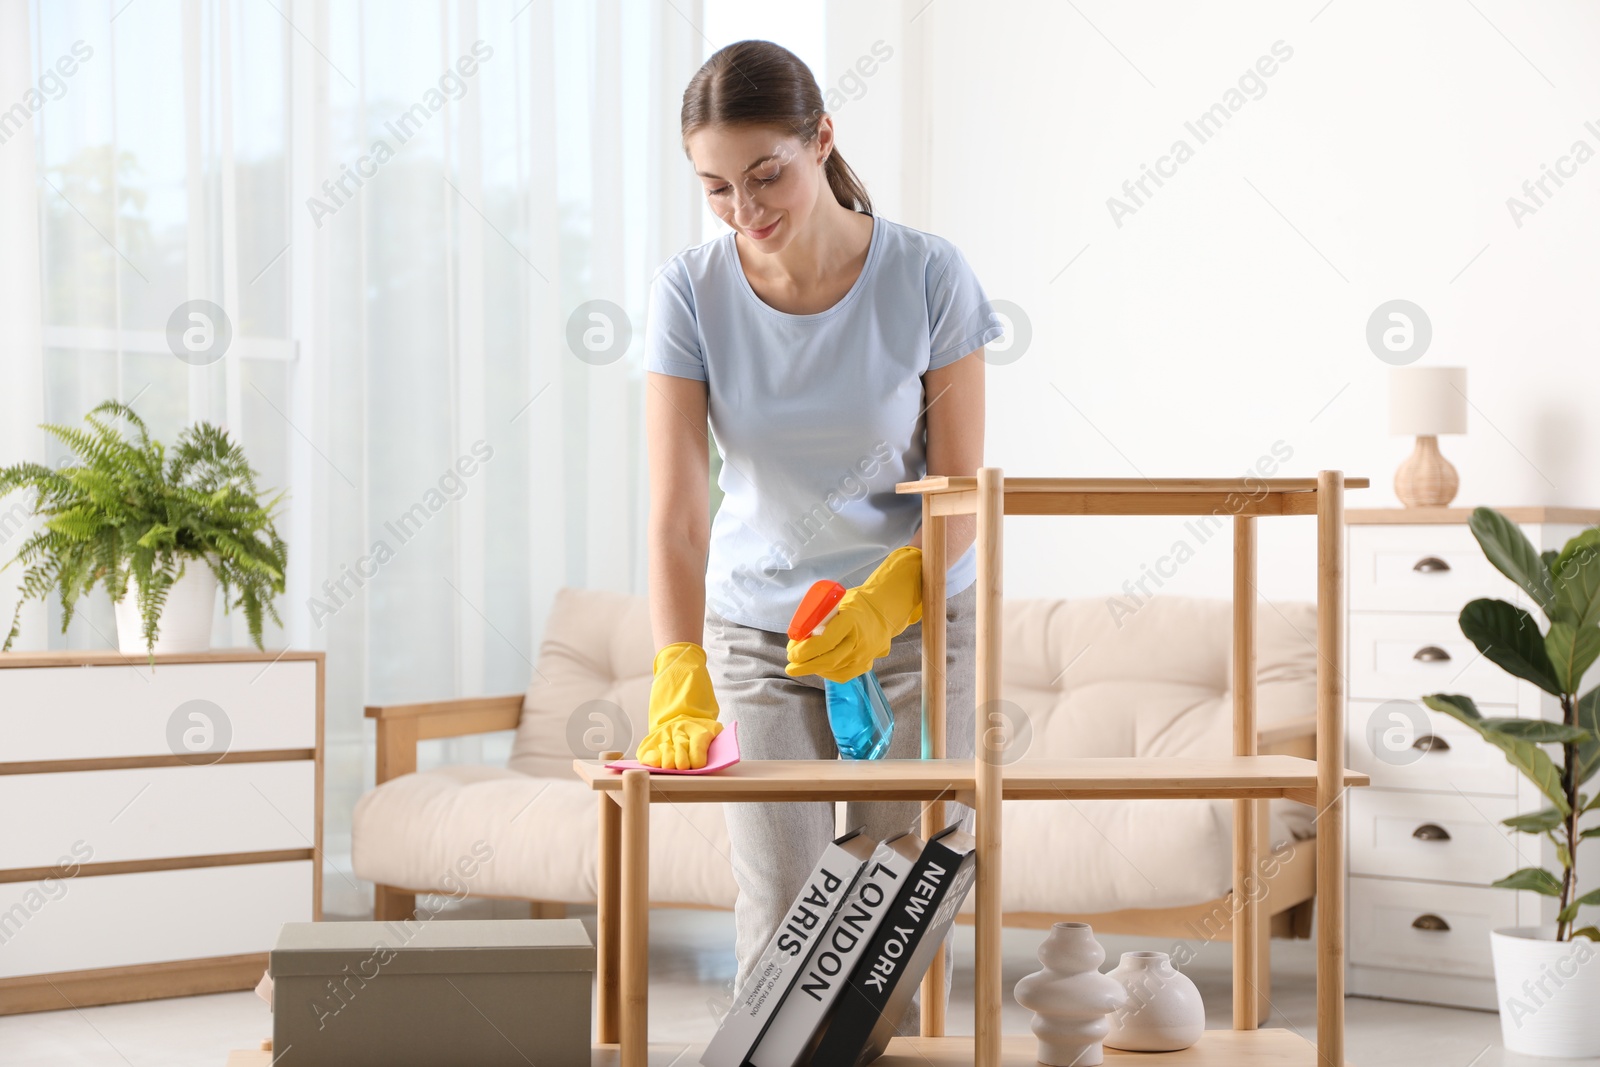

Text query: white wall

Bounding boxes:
[832,0,1600,610]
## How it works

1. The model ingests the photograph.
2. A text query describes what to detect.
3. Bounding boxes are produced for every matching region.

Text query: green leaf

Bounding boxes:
[1505,808,1567,833]
[1551,528,1600,629]
[1574,687,1600,790]
[1573,927,1600,942]
[1547,623,1600,695]
[1424,692,1487,729]
[1493,867,1565,896]
[44,506,105,541]
[135,524,175,549]
[1558,889,1600,924]
[1578,688,1600,785]
[1481,717,1592,744]
[1470,506,1561,618]
[1460,598,1564,695]
[1423,693,1571,814]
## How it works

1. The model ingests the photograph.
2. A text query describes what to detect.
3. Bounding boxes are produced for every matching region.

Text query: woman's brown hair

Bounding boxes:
[681,40,872,216]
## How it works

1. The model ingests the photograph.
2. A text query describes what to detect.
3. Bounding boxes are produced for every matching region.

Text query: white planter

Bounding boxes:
[112,561,218,655]
[1491,926,1600,1058]
[1103,950,1205,1052]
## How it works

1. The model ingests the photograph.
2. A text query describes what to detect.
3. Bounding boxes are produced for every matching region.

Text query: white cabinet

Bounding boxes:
[0,650,323,1013]
[1344,509,1600,1010]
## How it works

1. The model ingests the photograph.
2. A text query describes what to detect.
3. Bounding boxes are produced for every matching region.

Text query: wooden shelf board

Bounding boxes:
[895,476,1369,518]
[897,475,1370,495]
[1347,505,1600,525]
[574,755,1368,802]
[229,1029,1343,1067]
[580,1030,1344,1065]
[996,756,1367,800]
[881,1031,1340,1065]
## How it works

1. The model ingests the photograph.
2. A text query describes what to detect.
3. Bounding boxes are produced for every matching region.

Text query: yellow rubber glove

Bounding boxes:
[636,641,725,770]
[785,546,923,684]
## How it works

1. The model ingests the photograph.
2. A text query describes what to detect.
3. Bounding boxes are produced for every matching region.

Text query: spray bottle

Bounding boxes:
[787,579,894,761]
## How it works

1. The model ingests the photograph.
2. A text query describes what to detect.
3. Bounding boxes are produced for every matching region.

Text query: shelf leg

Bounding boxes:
[974,467,1003,1067]
[921,501,949,1038]
[597,771,622,1045]
[621,769,650,1067]
[1255,814,1273,1024]
[1232,515,1261,1031]
[1315,470,1346,1067]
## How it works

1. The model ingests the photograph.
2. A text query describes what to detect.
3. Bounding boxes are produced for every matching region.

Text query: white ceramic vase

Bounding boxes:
[1103,950,1205,1052]
[1491,926,1600,1058]
[112,559,218,655]
[1013,922,1128,1067]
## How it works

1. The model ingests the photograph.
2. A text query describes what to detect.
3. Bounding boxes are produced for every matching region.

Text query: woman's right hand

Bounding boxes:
[637,641,724,770]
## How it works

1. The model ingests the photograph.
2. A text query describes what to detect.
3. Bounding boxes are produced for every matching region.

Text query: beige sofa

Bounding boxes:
[354,586,1322,1012]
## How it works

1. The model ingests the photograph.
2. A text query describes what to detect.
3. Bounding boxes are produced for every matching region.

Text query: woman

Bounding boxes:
[639,39,1001,1036]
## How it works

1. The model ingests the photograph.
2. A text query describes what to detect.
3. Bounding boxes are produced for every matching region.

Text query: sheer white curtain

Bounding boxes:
[1,0,703,916]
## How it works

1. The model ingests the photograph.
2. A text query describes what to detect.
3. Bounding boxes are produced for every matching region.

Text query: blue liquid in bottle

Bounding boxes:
[824,672,894,761]
[789,579,895,761]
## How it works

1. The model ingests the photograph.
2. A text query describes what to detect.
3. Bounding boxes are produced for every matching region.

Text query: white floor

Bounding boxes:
[1,902,1591,1067]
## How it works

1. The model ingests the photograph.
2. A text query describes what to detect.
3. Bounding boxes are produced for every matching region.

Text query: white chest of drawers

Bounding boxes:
[0,649,323,1013]
[1344,508,1600,1010]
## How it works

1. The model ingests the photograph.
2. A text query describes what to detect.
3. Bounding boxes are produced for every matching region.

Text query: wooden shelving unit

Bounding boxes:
[574,470,1369,1067]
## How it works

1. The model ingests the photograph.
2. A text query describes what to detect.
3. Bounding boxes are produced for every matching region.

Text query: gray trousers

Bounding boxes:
[702,579,978,1039]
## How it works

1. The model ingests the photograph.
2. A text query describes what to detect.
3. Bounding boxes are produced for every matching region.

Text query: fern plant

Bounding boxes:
[0,400,287,659]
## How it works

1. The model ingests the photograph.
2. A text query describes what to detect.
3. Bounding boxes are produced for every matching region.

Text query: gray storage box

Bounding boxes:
[270,918,594,1067]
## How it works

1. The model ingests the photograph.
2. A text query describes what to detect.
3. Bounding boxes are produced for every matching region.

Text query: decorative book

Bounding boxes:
[748,831,924,1067]
[806,823,978,1067]
[697,827,878,1067]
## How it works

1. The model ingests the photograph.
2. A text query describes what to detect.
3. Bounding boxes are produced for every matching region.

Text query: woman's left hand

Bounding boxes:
[786,546,923,683]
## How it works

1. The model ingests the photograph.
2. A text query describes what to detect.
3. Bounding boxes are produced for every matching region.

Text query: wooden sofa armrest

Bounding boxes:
[1258,714,1318,759]
[365,693,525,783]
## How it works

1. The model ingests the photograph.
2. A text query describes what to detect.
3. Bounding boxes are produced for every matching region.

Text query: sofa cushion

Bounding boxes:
[507,586,656,780]
[509,587,1316,771]
[364,586,1320,914]
[998,594,1316,762]
[351,767,1303,913]
[352,765,739,907]
[958,799,1305,916]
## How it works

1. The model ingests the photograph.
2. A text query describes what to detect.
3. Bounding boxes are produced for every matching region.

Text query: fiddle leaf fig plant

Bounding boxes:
[1423,507,1600,942]
[0,400,287,658]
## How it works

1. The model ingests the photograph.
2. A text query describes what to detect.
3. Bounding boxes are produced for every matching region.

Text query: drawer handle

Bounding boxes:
[1412,823,1452,841]
[1412,645,1452,663]
[1413,734,1450,753]
[1413,556,1452,573]
[1411,913,1451,932]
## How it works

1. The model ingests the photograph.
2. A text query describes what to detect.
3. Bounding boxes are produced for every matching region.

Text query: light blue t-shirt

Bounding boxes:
[644,214,1004,633]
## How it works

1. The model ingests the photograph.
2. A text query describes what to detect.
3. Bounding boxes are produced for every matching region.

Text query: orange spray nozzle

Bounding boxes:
[788,579,846,641]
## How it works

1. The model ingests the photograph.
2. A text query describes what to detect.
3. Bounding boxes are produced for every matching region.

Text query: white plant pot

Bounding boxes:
[1103,950,1205,1052]
[1491,925,1600,1058]
[112,561,218,655]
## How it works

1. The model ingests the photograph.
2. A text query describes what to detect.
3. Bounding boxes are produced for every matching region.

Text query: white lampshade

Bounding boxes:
[1389,366,1467,436]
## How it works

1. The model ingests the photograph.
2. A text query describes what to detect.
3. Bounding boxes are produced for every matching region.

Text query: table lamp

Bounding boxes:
[1389,366,1467,507]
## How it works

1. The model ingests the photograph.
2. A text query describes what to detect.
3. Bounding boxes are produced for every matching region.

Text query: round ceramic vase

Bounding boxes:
[1103,950,1205,1052]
